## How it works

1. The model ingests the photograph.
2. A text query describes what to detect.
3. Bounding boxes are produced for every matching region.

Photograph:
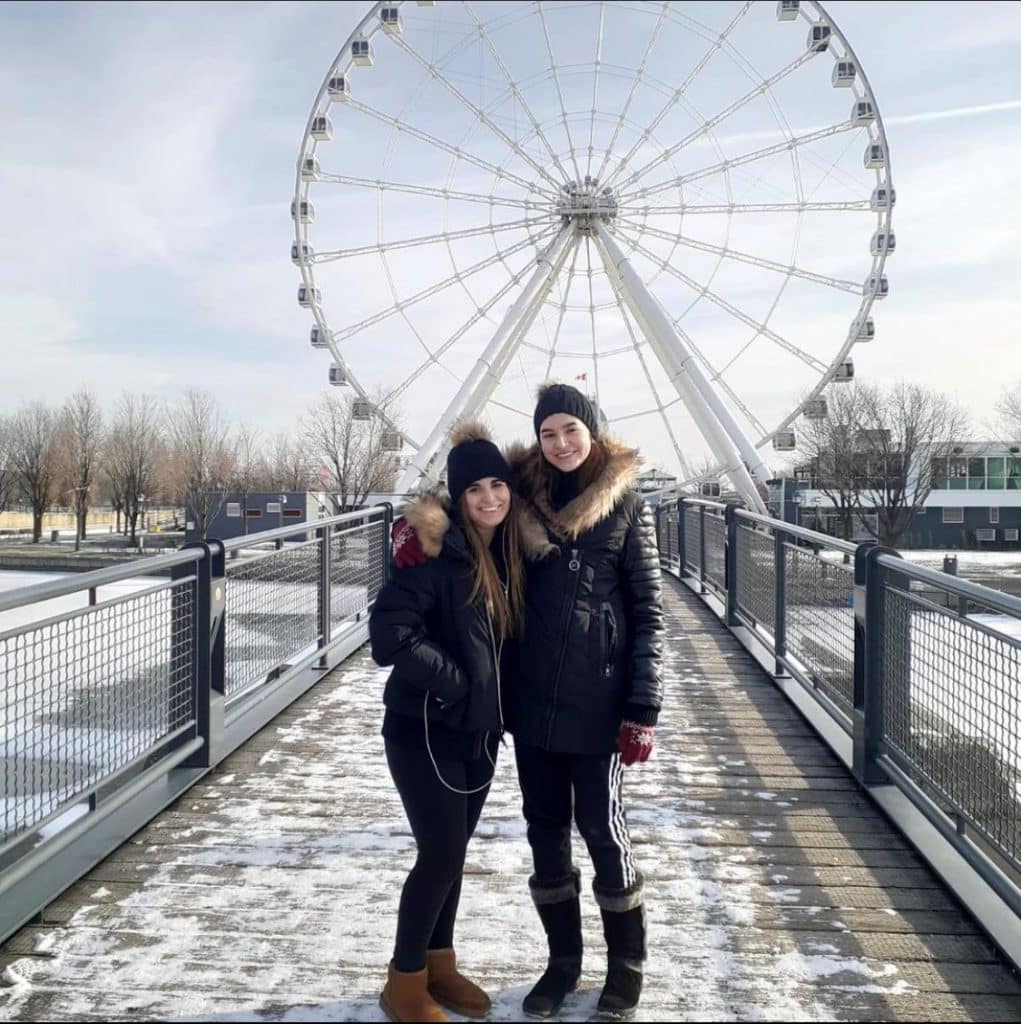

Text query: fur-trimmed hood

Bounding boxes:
[403,490,555,561]
[506,433,641,542]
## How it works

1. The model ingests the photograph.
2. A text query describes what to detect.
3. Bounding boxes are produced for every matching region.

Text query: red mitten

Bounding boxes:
[392,516,427,569]
[617,720,655,766]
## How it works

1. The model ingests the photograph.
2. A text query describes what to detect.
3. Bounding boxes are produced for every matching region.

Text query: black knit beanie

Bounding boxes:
[533,383,600,438]
[447,438,512,505]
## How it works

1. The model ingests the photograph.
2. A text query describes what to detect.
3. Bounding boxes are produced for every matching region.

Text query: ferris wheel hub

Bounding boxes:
[557,177,618,232]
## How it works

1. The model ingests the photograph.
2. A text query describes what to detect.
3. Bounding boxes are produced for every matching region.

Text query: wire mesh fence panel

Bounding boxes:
[0,579,196,845]
[225,541,320,696]
[783,543,855,718]
[684,506,700,573]
[882,584,1021,874]
[331,518,386,627]
[704,513,727,595]
[735,523,776,633]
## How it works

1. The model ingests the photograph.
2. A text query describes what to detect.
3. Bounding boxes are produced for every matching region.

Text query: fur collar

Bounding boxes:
[403,491,555,561]
[506,434,640,542]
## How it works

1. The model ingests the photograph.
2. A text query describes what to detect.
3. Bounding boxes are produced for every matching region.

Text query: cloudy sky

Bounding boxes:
[1,1,1019,474]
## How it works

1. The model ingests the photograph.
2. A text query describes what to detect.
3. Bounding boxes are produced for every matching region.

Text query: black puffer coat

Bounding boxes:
[370,493,554,734]
[505,435,664,755]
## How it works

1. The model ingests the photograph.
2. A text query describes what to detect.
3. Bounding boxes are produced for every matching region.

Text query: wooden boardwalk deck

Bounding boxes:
[1,576,1019,1021]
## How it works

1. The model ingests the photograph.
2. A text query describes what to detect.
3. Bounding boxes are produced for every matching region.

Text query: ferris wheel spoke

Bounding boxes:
[620,120,860,203]
[312,217,544,263]
[388,270,540,403]
[344,97,547,197]
[631,199,872,215]
[668,322,768,437]
[586,2,606,179]
[584,236,601,406]
[462,3,575,187]
[537,1,583,183]
[389,34,564,196]
[314,172,554,211]
[543,241,582,380]
[600,1,754,191]
[332,227,556,344]
[606,274,694,478]
[615,51,816,196]
[617,216,861,294]
[592,2,670,185]
[617,228,830,376]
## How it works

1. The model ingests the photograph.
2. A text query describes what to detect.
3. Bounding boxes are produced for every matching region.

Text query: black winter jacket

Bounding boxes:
[505,436,665,755]
[370,494,554,735]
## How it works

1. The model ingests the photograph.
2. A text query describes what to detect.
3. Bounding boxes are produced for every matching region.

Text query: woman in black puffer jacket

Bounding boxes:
[506,383,664,1021]
[369,422,553,1024]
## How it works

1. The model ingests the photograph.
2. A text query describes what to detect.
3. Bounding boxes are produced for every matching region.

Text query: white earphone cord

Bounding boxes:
[424,543,509,795]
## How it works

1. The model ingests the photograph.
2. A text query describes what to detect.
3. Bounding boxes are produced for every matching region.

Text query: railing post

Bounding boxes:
[677,500,687,578]
[379,502,395,589]
[855,542,889,786]
[317,523,333,668]
[773,525,788,677]
[176,541,225,771]
[699,504,707,594]
[725,504,739,626]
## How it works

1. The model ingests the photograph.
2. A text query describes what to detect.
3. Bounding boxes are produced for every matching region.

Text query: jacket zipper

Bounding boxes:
[545,547,583,747]
[603,605,616,678]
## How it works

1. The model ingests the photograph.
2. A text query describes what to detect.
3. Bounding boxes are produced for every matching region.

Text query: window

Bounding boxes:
[246,508,262,518]
[267,502,282,514]
[226,503,241,517]
[968,457,986,489]
[1008,457,1021,490]
[988,507,1000,524]
[948,457,968,490]
[930,457,948,489]
[942,507,964,524]
[976,529,996,543]
[283,508,302,518]
[987,457,1005,489]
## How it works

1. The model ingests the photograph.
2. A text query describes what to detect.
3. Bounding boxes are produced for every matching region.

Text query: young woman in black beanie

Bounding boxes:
[393,385,664,1021]
[370,421,553,1023]
[504,383,663,1021]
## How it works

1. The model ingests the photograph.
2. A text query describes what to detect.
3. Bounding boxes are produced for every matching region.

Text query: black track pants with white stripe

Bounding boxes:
[515,742,638,892]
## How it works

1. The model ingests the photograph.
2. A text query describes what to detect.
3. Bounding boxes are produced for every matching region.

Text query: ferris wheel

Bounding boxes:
[292,0,894,511]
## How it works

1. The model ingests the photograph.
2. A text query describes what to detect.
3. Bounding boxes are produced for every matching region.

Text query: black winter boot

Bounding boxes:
[593,876,646,1021]
[522,869,583,1019]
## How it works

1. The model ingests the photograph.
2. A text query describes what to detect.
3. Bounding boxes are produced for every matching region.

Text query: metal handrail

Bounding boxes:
[0,547,203,613]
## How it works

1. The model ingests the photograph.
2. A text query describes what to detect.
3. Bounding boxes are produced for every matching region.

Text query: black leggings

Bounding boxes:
[386,738,497,972]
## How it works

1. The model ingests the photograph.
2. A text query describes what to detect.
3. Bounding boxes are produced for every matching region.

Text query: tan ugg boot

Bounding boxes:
[426,948,492,1018]
[379,962,450,1023]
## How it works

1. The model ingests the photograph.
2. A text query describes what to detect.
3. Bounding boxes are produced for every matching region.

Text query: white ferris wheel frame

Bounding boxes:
[293,0,895,511]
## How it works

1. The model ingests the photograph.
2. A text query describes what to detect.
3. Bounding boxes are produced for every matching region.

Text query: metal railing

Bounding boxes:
[0,504,393,944]
[656,497,1021,969]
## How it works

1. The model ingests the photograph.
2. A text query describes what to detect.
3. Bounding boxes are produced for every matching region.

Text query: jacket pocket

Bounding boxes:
[601,604,617,678]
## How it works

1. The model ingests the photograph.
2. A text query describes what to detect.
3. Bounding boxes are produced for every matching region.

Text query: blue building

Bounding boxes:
[185,491,333,543]
[769,442,1021,550]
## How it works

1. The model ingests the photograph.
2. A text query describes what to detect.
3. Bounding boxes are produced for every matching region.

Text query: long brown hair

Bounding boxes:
[458,494,526,640]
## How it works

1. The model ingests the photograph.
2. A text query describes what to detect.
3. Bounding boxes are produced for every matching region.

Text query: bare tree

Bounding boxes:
[106,394,163,543]
[269,431,312,492]
[850,382,970,546]
[9,403,60,543]
[58,391,105,550]
[995,382,1021,440]
[304,393,401,511]
[797,386,869,541]
[166,389,235,539]
[0,415,14,516]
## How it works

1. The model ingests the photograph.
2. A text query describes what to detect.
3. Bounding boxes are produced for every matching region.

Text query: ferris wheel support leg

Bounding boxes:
[397,224,577,493]
[592,222,768,513]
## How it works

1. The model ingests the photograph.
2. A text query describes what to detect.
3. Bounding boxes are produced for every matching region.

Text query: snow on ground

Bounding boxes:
[0,632,925,1022]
